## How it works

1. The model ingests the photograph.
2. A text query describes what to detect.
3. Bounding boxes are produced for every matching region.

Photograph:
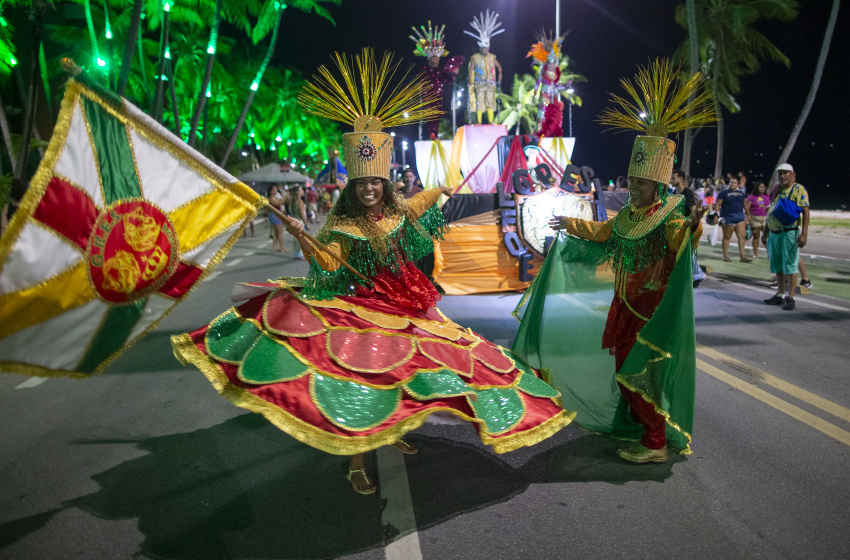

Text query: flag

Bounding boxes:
[0,80,264,377]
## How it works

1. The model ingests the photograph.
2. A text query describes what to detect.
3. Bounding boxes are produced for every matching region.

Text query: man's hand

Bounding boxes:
[689,205,707,230]
[797,232,808,248]
[549,215,566,231]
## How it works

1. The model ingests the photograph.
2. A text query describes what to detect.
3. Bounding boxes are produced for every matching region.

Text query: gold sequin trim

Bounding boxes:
[172,333,575,455]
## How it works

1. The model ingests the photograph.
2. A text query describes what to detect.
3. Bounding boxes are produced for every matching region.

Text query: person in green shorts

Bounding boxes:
[764,163,809,311]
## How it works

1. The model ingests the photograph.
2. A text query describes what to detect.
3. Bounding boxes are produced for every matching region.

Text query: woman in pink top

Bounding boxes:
[745,181,770,258]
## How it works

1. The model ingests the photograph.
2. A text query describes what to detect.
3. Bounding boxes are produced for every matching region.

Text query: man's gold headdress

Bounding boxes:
[597,58,717,184]
[298,48,443,181]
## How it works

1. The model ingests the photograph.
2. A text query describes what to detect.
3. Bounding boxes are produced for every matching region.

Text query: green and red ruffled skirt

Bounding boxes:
[172,280,574,455]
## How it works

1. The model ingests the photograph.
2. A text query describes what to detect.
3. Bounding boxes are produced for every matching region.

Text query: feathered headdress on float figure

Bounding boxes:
[526,28,567,64]
[410,21,448,58]
[297,48,446,298]
[597,58,717,203]
[463,9,504,48]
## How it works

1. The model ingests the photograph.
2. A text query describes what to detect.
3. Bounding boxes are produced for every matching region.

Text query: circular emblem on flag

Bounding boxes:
[356,135,378,162]
[86,200,180,303]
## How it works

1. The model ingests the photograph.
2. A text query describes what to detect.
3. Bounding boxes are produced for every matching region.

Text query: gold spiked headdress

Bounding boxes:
[597,58,717,184]
[298,48,443,181]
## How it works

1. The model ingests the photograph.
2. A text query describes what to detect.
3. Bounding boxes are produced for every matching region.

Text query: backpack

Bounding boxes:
[771,184,802,227]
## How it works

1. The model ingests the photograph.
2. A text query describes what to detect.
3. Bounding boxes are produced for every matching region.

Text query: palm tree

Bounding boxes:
[674,0,798,177]
[773,0,840,185]
[187,0,256,147]
[678,0,701,176]
[219,0,340,167]
[496,74,538,135]
[117,0,144,96]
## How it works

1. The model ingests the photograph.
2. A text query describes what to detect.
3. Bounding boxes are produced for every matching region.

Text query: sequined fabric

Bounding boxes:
[174,281,575,455]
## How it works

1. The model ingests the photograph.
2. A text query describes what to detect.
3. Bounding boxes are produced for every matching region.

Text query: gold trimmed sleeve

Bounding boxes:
[564,217,614,243]
[664,215,691,255]
[308,238,345,272]
[407,188,443,219]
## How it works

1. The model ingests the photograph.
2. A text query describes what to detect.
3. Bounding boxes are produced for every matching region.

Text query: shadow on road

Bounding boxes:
[106,331,187,375]
[0,415,684,559]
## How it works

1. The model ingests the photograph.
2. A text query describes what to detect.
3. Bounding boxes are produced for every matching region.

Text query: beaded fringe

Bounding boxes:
[303,205,448,300]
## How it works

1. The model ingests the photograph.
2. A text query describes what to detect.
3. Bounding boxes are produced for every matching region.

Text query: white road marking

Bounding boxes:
[377,446,423,560]
[15,377,48,389]
[722,280,850,312]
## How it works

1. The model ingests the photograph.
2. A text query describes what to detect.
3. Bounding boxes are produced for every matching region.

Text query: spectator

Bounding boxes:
[763,163,810,310]
[399,168,423,199]
[305,186,318,223]
[745,181,770,258]
[716,177,750,262]
[672,169,706,287]
[615,175,628,191]
[267,185,288,253]
[737,171,749,194]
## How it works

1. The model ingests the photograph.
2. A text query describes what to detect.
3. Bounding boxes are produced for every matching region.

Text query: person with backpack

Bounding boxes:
[763,163,810,311]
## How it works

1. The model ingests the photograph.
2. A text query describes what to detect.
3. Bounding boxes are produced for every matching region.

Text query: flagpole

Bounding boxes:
[267,204,369,283]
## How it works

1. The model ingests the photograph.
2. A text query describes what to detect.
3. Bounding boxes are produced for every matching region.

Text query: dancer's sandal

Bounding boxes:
[346,468,377,495]
[389,439,418,455]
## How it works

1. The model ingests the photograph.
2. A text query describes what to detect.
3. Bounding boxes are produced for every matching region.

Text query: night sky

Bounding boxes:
[276,0,848,209]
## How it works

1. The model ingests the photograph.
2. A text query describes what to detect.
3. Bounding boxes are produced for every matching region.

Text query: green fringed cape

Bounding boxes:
[303,204,448,300]
[511,204,697,453]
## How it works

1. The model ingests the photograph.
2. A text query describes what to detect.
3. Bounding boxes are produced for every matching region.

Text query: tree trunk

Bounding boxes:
[103,0,114,89]
[152,10,170,122]
[83,0,100,68]
[772,0,840,187]
[39,42,53,121]
[713,96,724,179]
[136,19,149,107]
[219,10,284,167]
[680,0,700,176]
[117,0,144,97]
[188,0,221,148]
[166,59,180,136]
[0,92,17,176]
[220,90,256,168]
[17,4,46,180]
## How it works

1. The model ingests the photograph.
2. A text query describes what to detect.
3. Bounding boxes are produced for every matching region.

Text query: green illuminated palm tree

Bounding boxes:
[219,0,340,167]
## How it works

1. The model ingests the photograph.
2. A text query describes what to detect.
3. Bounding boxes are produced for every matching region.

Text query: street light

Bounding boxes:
[401,139,409,170]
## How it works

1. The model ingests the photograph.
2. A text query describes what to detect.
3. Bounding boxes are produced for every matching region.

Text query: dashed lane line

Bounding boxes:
[376,446,423,560]
[697,359,850,447]
[15,377,48,389]
[697,345,850,423]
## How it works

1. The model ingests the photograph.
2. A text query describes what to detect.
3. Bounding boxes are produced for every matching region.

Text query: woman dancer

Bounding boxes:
[172,49,573,494]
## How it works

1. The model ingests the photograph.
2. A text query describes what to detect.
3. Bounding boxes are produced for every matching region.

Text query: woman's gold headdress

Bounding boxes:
[597,58,717,183]
[298,48,443,181]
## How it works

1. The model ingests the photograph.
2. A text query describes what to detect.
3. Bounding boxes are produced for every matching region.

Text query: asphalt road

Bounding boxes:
[2,218,850,560]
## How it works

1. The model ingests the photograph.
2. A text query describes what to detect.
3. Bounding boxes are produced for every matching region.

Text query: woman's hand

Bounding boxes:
[549,215,567,231]
[285,217,305,238]
[439,185,454,198]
